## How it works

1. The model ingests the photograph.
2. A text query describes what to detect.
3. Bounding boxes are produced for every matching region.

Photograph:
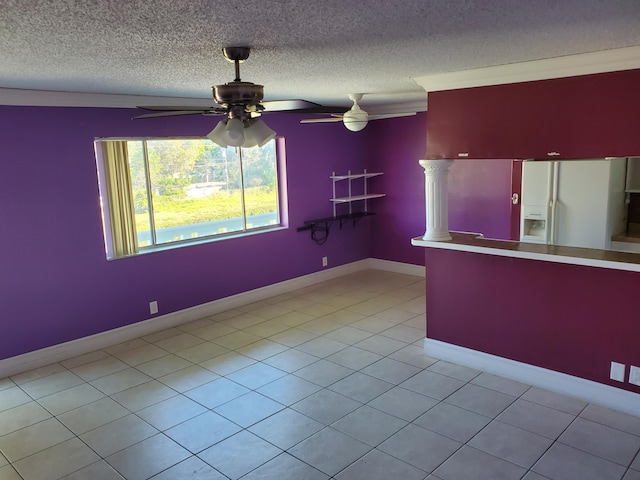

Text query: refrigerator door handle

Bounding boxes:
[550,200,559,245]
[549,162,560,245]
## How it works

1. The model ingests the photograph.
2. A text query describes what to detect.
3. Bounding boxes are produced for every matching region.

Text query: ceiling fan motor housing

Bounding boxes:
[212,82,264,107]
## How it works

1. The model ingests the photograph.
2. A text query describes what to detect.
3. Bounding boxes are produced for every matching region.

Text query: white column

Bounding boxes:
[420,159,454,241]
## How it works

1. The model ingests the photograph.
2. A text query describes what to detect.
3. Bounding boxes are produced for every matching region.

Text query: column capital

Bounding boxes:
[419,159,454,173]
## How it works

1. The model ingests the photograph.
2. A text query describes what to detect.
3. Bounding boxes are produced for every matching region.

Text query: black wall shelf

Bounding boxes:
[296,212,375,244]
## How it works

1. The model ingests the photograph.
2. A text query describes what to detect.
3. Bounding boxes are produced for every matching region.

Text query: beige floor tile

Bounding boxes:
[150,456,226,480]
[0,417,74,462]
[349,317,397,334]
[262,349,319,373]
[373,307,418,324]
[273,311,318,328]
[164,411,242,454]
[80,414,158,457]
[110,380,177,412]
[323,326,374,345]
[379,324,425,343]
[243,320,290,338]
[176,318,214,332]
[13,438,100,480]
[220,313,266,329]
[103,339,148,356]
[58,397,129,435]
[0,378,15,393]
[19,370,85,399]
[137,395,206,431]
[37,383,105,415]
[189,322,238,341]
[105,433,190,480]
[174,341,229,363]
[142,328,184,344]
[0,401,51,436]
[199,351,256,376]
[60,350,110,369]
[235,339,289,361]
[0,386,31,413]
[210,330,263,350]
[10,363,66,385]
[89,368,151,395]
[70,356,129,382]
[268,328,318,347]
[251,304,292,320]
[135,354,192,378]
[60,460,124,480]
[153,333,205,353]
[157,365,219,392]
[111,343,167,366]
[0,465,21,480]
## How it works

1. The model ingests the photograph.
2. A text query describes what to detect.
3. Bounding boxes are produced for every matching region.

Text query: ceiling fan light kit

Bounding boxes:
[206,120,229,147]
[244,118,277,147]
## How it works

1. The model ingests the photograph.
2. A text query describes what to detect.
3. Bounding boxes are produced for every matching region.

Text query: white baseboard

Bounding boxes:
[1,259,376,379]
[368,258,425,277]
[1,258,423,378]
[424,339,640,417]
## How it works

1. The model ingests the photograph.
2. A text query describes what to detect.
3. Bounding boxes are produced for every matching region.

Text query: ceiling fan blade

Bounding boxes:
[261,100,321,111]
[367,112,417,120]
[300,117,345,124]
[262,101,350,115]
[134,110,215,119]
[294,106,351,114]
[136,105,222,111]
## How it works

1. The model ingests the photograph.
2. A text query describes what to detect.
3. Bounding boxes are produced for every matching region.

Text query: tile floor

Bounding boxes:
[1,270,640,480]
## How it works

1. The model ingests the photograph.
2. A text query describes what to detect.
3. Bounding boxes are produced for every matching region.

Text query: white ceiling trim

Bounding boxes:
[0,88,213,108]
[412,45,640,93]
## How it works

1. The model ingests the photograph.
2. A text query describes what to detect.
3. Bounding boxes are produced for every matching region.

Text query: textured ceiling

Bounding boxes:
[1,0,640,108]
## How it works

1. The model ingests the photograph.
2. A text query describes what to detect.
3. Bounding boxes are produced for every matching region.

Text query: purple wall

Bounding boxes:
[0,106,372,360]
[448,159,513,240]
[365,114,515,264]
[367,112,428,266]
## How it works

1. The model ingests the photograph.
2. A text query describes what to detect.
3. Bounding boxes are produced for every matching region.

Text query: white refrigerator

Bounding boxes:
[520,158,627,249]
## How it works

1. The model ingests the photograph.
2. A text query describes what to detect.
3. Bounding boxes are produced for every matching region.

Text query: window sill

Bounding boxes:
[106,225,287,260]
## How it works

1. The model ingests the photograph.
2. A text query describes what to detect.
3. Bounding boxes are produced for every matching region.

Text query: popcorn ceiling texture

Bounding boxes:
[1,0,639,106]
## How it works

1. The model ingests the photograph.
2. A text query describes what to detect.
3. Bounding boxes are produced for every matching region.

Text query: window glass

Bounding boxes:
[97,137,282,257]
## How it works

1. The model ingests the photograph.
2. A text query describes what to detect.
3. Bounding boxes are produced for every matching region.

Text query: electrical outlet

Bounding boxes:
[149,301,158,315]
[610,361,625,382]
[322,256,328,267]
[629,366,640,386]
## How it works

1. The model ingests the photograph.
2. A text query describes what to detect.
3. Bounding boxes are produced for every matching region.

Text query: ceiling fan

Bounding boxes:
[300,93,416,131]
[135,46,348,148]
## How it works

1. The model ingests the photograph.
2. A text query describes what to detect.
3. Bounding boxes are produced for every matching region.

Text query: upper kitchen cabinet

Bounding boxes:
[426,69,640,160]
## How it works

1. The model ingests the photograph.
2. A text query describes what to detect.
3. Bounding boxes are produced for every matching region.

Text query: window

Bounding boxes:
[96,137,283,258]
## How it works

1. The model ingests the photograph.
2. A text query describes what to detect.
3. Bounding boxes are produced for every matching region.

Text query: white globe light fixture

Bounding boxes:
[342,93,368,132]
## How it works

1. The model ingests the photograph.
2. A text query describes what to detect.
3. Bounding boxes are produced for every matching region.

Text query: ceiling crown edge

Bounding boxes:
[412,45,640,93]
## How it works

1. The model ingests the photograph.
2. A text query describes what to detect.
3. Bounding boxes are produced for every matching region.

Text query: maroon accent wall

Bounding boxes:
[0,106,371,360]
[426,69,640,159]
[424,248,640,394]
